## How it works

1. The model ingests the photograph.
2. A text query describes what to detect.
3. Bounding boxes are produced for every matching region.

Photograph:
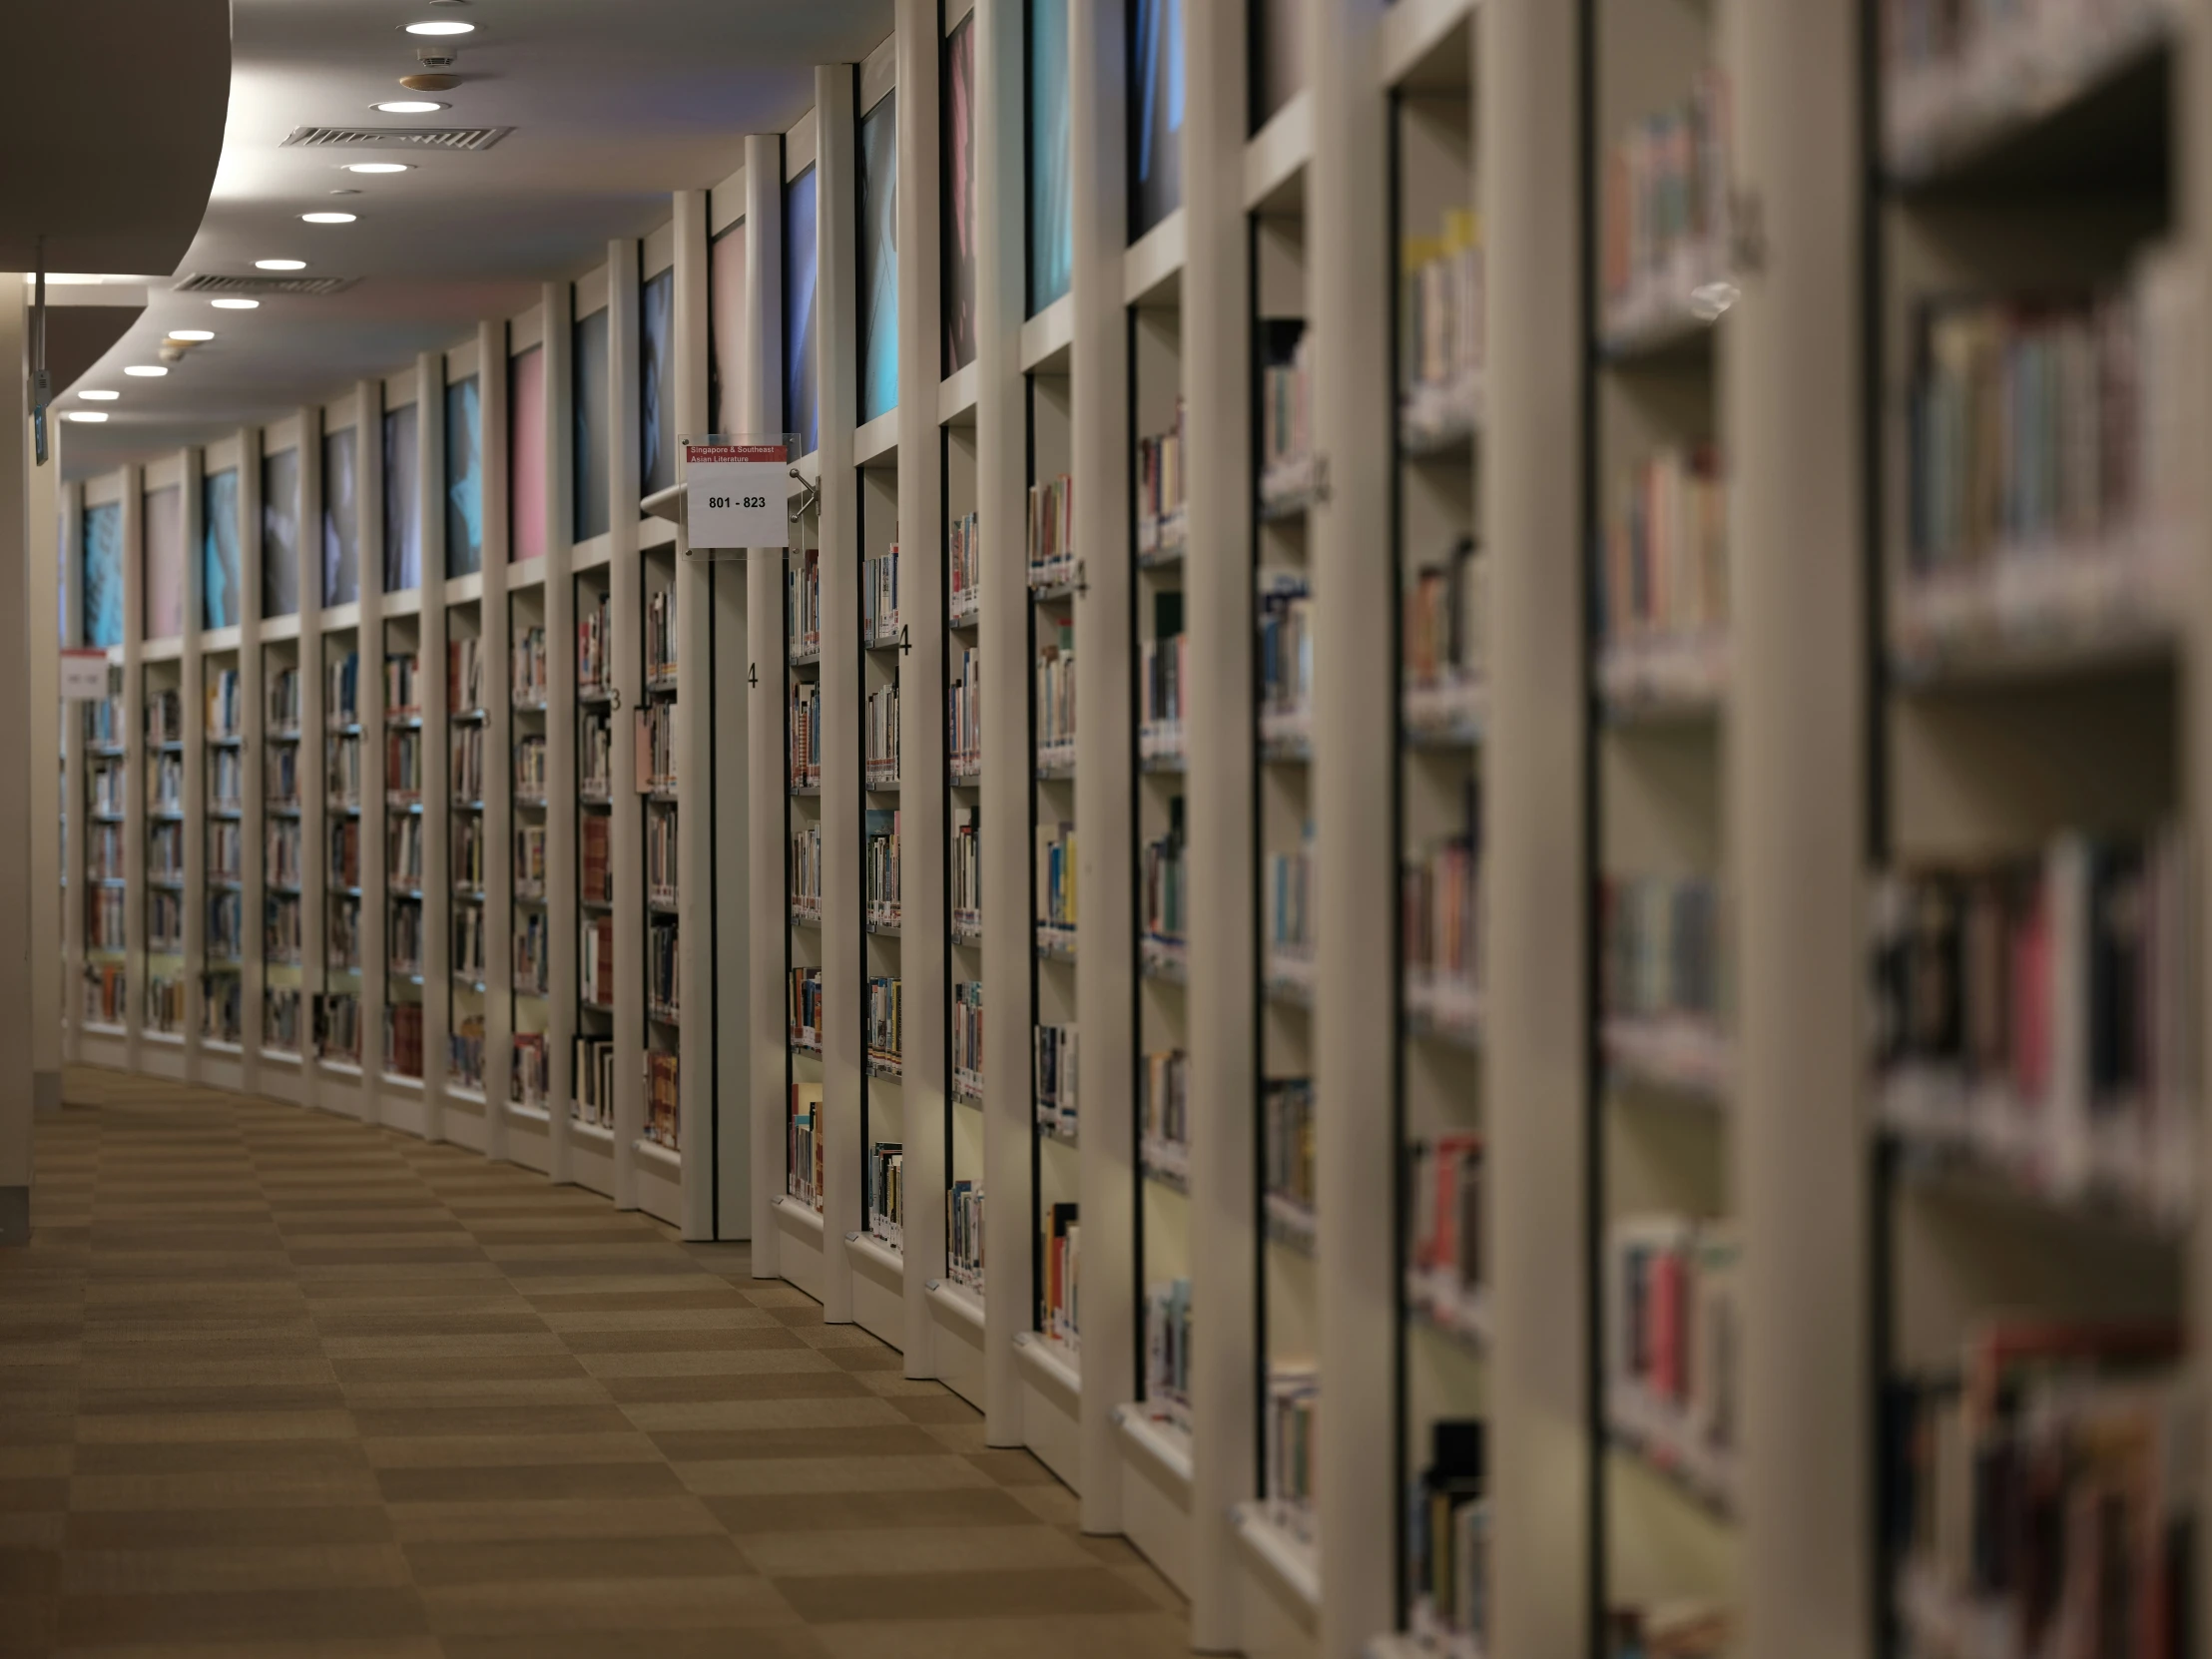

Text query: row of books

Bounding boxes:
[577,588,614,692]
[789,682,821,791]
[1260,329,1314,510]
[580,708,613,800]
[1404,788,1482,1034]
[453,814,485,890]
[645,588,677,683]
[264,892,302,963]
[952,807,981,935]
[582,815,612,904]
[638,702,676,792]
[1266,822,1316,962]
[1407,1135,1483,1344]
[1405,1420,1486,1659]
[514,906,550,996]
[515,733,547,799]
[314,990,361,1061]
[208,821,244,882]
[325,652,360,728]
[1605,1214,1741,1512]
[648,915,679,1020]
[1137,397,1186,559]
[1601,873,1725,1031]
[448,636,486,714]
[1258,575,1313,737]
[1027,473,1075,588]
[207,889,245,959]
[790,965,825,1049]
[516,823,547,896]
[1042,1202,1080,1347]
[266,821,304,887]
[864,543,900,647]
[86,692,125,748]
[647,810,678,905]
[1889,1321,2184,1658]
[145,688,186,746]
[1873,826,2195,1223]
[1601,70,1731,337]
[148,890,183,953]
[865,810,899,929]
[326,733,361,807]
[867,1139,902,1245]
[581,913,615,1006]
[1034,620,1075,767]
[451,725,484,802]
[574,1033,616,1129]
[83,964,128,1025]
[453,900,488,980]
[1264,1078,1317,1240]
[790,822,823,919]
[948,1178,984,1288]
[865,973,899,1068]
[327,896,360,970]
[645,1051,679,1150]
[264,986,302,1053]
[148,754,184,813]
[88,759,126,817]
[326,820,360,888]
[382,1001,424,1078]
[207,669,245,740]
[265,743,300,809]
[788,1081,824,1208]
[866,676,899,786]
[1401,209,1485,443]
[1265,1365,1320,1542]
[383,651,421,718]
[512,624,548,705]
[948,647,982,778]
[200,972,242,1044]
[1036,820,1077,945]
[88,823,124,880]
[787,547,822,660]
[388,896,425,975]
[953,980,983,1098]
[88,886,127,950]
[948,511,981,624]
[1140,593,1185,756]
[1143,1278,1192,1428]
[267,666,300,730]
[1140,1048,1189,1182]
[1143,811,1185,958]
[388,815,424,887]
[148,823,185,881]
[1601,446,1728,655]
[385,729,424,803]
[513,1033,548,1107]
[1034,1023,1077,1136]
[450,1014,485,1091]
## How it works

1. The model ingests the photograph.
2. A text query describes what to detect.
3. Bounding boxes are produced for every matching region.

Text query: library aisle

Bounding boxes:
[0,1067,1189,1658]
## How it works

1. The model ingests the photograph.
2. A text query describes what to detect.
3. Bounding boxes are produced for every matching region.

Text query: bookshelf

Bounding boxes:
[201,647,246,1051]
[572,559,617,1189]
[143,660,187,1044]
[380,617,427,1085]
[639,536,682,1192]
[1384,15,1485,1656]
[262,645,304,1061]
[1588,0,1740,1643]
[82,664,128,1035]
[1869,0,2193,1649]
[783,491,829,1296]
[317,629,363,1072]
[508,577,554,1139]
[447,601,489,1101]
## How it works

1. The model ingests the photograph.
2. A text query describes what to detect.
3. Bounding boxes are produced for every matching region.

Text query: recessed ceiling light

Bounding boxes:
[344,163,411,174]
[255,259,308,272]
[211,297,261,309]
[373,99,447,113]
[78,389,120,401]
[65,411,110,423]
[123,365,168,377]
[168,329,216,342]
[403,19,474,33]
[300,212,357,225]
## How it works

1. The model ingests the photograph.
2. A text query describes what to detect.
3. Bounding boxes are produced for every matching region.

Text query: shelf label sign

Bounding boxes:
[684,441,790,550]
[60,649,107,701]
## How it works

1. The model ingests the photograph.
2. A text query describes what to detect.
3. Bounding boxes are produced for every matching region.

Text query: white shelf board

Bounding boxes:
[1019,294,1074,374]
[1231,1500,1322,1611]
[1244,91,1313,212]
[854,407,899,465]
[1112,1403,1195,1488]
[1013,1329,1080,1404]
[1380,0,1473,86]
[938,361,978,424]
[1124,210,1186,306]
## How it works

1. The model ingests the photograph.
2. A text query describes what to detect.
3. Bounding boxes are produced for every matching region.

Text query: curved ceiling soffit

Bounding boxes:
[0,0,231,275]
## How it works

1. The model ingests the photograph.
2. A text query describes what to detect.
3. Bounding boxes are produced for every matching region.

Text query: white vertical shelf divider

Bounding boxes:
[418,350,452,1146]
[1181,0,1258,1643]
[28,429,62,1116]
[180,447,207,1079]
[895,0,949,1370]
[298,411,331,1118]
[358,379,391,1127]
[239,427,268,1098]
[744,130,790,1277]
[975,0,1031,1447]
[608,243,645,1210]
[541,280,582,1185]
[1070,0,1136,1534]
[478,319,516,1152]
[818,62,864,1323]
[121,468,147,1071]
[1484,0,1592,1653]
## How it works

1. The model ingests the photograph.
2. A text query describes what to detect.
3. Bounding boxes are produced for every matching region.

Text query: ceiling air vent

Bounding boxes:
[282,125,511,152]
[175,273,359,297]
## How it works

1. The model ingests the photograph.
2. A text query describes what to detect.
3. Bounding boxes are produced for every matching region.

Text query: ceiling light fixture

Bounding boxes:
[65,411,109,423]
[123,365,168,377]
[168,329,216,342]
[79,389,120,401]
[343,163,410,174]
[211,297,261,309]
[403,20,474,34]
[255,259,308,272]
[300,212,357,224]
[373,99,447,113]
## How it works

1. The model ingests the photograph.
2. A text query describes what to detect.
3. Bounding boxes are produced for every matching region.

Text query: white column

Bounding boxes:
[60,477,84,1070]
[299,410,328,1113]
[1725,0,1869,1651]
[180,447,207,1071]
[27,410,61,1117]
[895,0,948,1368]
[1484,0,1593,1652]
[1182,0,1257,1639]
[818,62,864,1324]
[417,352,451,1143]
[478,318,515,1154]
[239,427,267,1095]
[1070,0,1134,1534]
[0,290,32,1241]
[744,132,789,1274]
[672,189,716,1242]
[122,470,146,1066]
[541,283,581,1180]
[607,243,645,1207]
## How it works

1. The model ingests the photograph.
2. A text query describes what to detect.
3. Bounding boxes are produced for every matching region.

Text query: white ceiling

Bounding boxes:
[61,0,891,477]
